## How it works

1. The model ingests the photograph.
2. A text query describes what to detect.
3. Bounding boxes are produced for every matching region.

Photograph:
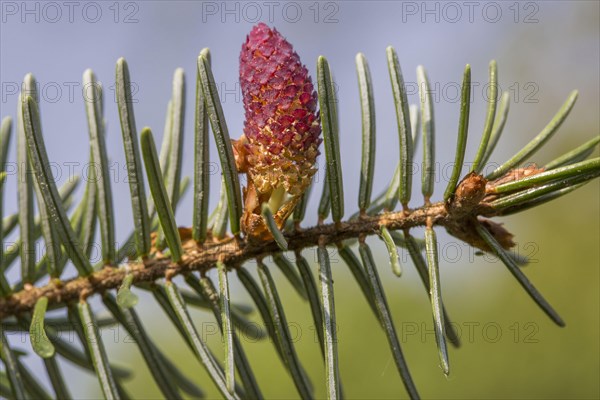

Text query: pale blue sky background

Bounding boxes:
[2,1,598,236]
[1,1,599,398]
[2,0,598,274]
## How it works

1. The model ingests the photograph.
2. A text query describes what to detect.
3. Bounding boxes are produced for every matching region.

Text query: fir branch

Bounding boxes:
[1,201,449,318]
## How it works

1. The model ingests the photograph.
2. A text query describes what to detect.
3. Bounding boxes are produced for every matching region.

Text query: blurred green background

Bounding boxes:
[2,1,599,399]
[111,182,600,399]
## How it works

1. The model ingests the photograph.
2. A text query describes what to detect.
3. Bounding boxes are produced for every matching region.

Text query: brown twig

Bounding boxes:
[0,173,508,319]
[1,202,454,319]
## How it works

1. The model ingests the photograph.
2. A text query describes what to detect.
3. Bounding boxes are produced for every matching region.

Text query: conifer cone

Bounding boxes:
[234,23,322,239]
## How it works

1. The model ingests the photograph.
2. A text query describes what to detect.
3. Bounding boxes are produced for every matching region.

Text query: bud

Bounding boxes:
[235,23,322,239]
[447,171,487,216]
[483,164,545,203]
[445,171,516,252]
[487,164,544,186]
